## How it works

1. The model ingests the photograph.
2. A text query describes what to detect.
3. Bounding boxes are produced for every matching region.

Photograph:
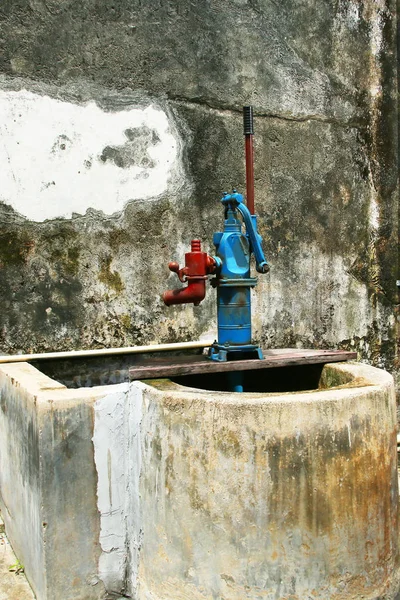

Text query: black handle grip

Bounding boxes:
[243,106,254,135]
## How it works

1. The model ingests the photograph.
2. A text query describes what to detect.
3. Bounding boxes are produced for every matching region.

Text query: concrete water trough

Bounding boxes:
[0,352,399,599]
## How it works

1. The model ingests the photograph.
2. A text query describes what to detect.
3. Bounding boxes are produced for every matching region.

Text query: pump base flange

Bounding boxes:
[208,343,264,362]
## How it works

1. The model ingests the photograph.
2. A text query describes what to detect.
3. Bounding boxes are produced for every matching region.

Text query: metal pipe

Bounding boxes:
[163,279,207,306]
[162,239,217,307]
[0,340,214,364]
[243,106,255,215]
[227,371,244,392]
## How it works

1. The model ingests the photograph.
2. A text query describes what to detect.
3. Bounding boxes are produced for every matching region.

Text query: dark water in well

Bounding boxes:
[171,364,323,393]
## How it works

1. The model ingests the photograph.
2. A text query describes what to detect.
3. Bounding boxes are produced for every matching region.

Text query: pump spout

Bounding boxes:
[162,240,217,307]
[163,279,206,306]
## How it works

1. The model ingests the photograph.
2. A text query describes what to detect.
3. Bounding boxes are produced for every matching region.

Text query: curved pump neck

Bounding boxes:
[221,191,269,274]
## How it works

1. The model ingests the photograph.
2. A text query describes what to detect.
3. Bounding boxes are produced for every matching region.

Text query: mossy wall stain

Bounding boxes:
[98,255,124,294]
[0,229,35,267]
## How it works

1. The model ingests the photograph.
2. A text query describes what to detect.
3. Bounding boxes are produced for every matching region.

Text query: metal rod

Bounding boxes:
[227,371,244,392]
[0,340,214,364]
[243,106,255,215]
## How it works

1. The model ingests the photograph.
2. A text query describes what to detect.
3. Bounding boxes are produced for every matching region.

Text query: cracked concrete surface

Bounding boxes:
[167,95,363,129]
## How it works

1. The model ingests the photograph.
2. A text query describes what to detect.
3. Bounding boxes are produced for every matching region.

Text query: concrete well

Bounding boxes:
[0,359,399,599]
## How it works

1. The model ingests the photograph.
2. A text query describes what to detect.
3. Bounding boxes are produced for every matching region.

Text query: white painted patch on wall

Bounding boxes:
[93,381,146,597]
[368,1,387,99]
[0,90,181,221]
[368,189,380,231]
[341,0,360,30]
[93,383,129,594]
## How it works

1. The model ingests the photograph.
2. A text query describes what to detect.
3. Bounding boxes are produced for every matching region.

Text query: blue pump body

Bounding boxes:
[209,191,269,362]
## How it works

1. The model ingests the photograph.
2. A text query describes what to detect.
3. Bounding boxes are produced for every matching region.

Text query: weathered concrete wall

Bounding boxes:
[0,364,45,597]
[0,2,398,385]
[0,362,110,600]
[130,364,400,599]
[0,360,399,599]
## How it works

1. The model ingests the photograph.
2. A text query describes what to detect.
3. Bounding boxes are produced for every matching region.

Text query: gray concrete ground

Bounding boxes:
[0,514,35,600]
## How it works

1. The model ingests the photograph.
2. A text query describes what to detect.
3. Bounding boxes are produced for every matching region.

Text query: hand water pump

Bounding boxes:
[162,107,270,377]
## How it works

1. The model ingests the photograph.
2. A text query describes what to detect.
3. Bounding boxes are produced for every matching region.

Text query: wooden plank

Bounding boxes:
[129,349,357,380]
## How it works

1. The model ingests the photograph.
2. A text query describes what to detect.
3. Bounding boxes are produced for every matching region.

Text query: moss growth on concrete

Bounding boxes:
[98,255,124,294]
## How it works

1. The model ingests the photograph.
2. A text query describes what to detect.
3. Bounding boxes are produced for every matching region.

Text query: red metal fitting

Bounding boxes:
[162,240,216,306]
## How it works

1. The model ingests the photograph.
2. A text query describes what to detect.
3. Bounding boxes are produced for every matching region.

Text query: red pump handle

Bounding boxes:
[243,106,255,215]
